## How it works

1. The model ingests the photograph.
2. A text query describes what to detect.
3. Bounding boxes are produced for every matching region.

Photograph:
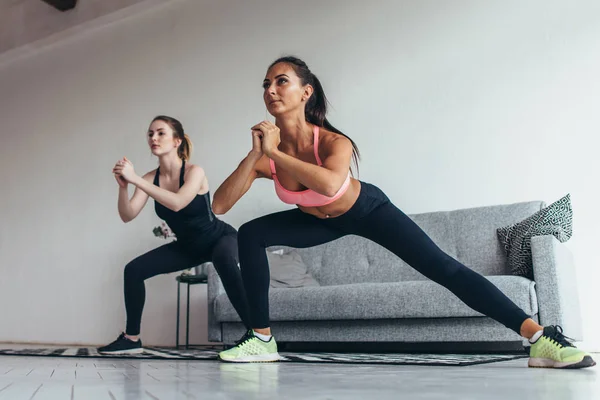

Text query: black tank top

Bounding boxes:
[153,161,223,245]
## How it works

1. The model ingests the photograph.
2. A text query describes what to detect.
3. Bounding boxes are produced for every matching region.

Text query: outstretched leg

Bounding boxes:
[353,200,530,333]
[352,200,595,369]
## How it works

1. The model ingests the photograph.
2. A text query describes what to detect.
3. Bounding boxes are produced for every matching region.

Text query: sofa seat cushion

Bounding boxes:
[214,275,538,322]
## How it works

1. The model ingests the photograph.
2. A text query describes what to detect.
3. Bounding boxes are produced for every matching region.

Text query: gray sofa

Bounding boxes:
[207,200,583,347]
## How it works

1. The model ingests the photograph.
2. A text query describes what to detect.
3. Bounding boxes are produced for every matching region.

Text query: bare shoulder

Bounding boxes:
[185,163,205,176]
[318,127,353,154]
[183,164,208,188]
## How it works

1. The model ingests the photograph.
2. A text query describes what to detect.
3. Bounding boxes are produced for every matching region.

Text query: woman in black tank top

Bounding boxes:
[97,116,251,355]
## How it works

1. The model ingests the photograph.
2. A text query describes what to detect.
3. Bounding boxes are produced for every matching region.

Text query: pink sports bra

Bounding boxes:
[269,125,351,207]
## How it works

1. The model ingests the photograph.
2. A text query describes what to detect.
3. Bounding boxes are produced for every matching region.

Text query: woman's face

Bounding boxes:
[147,119,180,156]
[262,63,310,117]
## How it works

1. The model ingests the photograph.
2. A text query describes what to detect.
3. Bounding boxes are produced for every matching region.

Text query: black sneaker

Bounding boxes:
[97,333,143,355]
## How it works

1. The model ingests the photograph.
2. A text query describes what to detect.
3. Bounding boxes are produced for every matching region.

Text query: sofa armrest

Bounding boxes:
[207,263,225,342]
[531,235,583,340]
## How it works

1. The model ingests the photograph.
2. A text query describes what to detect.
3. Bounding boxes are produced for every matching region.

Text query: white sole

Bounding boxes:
[528,356,596,369]
[98,348,144,355]
[219,352,281,363]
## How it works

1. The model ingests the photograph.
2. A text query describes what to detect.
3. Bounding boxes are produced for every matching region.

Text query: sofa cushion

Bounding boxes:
[214,275,537,322]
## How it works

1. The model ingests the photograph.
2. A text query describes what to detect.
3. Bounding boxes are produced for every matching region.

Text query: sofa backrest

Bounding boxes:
[289,200,544,285]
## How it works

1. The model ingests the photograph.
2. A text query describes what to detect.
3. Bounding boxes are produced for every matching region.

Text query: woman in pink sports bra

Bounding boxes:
[211,56,594,369]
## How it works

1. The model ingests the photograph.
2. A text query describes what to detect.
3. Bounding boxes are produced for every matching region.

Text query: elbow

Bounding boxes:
[120,214,133,223]
[211,193,229,215]
[212,202,228,215]
[323,182,343,198]
[171,199,188,213]
[324,188,338,198]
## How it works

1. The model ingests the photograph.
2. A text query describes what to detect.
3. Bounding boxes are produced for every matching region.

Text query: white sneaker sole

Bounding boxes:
[98,347,144,355]
[219,352,281,363]
[528,356,596,369]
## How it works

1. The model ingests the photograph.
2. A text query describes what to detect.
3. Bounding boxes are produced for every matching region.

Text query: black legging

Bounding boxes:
[124,232,251,335]
[238,181,530,333]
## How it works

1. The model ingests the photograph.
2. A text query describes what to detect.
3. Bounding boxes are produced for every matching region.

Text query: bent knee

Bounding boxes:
[124,260,143,279]
[238,220,267,242]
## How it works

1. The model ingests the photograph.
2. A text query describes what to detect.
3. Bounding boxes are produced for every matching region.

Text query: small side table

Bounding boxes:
[176,273,208,349]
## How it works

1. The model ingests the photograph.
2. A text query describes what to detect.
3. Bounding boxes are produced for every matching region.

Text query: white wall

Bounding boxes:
[0,0,172,55]
[1,0,598,349]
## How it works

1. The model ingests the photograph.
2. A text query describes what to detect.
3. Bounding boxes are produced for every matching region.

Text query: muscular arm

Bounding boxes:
[212,151,267,215]
[269,137,352,197]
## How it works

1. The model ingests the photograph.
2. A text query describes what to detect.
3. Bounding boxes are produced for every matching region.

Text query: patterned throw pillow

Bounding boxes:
[496,194,573,279]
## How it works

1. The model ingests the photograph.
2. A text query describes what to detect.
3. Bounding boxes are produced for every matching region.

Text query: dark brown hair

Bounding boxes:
[269,56,360,175]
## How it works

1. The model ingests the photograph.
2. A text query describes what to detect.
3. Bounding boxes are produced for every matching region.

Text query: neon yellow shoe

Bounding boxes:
[219,330,280,363]
[528,325,596,369]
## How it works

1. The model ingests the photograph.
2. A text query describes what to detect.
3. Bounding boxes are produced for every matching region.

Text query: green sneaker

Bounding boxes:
[528,325,596,369]
[219,330,280,363]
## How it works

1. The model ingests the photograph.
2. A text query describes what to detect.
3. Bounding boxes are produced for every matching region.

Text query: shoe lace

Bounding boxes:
[546,325,575,348]
[104,332,128,347]
[234,330,255,347]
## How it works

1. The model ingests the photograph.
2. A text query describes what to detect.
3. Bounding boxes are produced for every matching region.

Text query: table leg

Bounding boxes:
[176,281,180,349]
[186,283,190,349]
